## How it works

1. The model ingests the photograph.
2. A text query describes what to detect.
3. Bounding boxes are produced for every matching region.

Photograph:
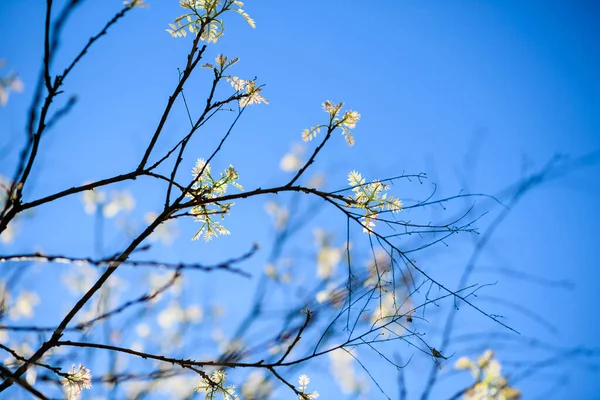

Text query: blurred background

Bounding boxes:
[0,1,599,399]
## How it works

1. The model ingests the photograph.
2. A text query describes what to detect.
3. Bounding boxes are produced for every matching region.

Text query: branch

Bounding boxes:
[0,363,49,400]
[137,34,207,170]
[276,308,312,364]
[286,124,334,187]
[0,245,256,278]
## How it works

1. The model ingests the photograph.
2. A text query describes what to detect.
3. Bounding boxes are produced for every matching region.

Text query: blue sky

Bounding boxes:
[1,1,599,399]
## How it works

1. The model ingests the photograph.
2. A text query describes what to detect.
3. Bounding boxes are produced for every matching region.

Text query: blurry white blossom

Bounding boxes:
[370,292,412,334]
[148,271,182,301]
[263,263,292,283]
[103,190,135,218]
[186,304,203,323]
[0,281,9,316]
[81,187,106,215]
[3,342,33,367]
[124,381,146,399]
[455,350,521,400]
[314,229,343,279]
[107,273,128,292]
[62,265,98,295]
[123,0,148,8]
[316,283,347,308]
[81,187,134,218]
[0,220,15,244]
[157,301,186,329]
[281,272,291,284]
[0,175,16,244]
[329,349,367,394]
[156,375,195,399]
[219,338,246,363]
[136,323,151,338]
[279,143,305,172]
[9,291,39,320]
[241,370,272,400]
[264,264,277,278]
[264,201,289,231]
[268,334,294,356]
[0,60,24,106]
[156,303,201,329]
[26,366,37,386]
[364,249,393,289]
